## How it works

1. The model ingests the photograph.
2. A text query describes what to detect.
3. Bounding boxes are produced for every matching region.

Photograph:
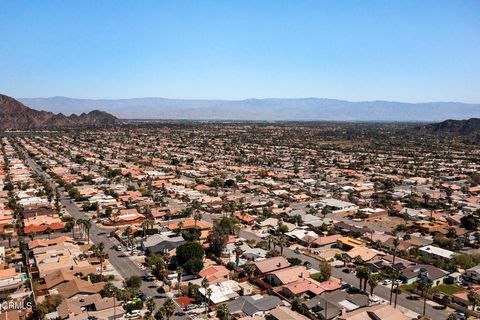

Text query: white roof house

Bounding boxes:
[198,280,241,304]
[419,245,455,259]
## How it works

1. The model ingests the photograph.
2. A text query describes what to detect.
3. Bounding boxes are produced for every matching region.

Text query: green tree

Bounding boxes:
[176,242,205,266]
[124,275,142,292]
[216,303,230,320]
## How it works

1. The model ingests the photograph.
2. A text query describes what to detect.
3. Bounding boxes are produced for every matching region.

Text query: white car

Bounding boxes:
[382,279,392,286]
[125,310,141,318]
[394,279,403,285]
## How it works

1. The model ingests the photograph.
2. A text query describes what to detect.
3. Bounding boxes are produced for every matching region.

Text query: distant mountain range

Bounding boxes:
[0,94,120,130]
[19,96,480,121]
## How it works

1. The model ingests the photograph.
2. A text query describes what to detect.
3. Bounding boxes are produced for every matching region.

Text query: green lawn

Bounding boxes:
[434,284,465,296]
[399,283,418,294]
[400,282,465,296]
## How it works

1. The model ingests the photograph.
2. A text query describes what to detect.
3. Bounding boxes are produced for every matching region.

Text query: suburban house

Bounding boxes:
[142,232,185,254]
[400,264,449,286]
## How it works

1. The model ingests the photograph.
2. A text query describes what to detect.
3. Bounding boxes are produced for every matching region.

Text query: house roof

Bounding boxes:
[346,246,380,262]
[401,264,449,281]
[269,306,309,320]
[43,269,77,289]
[28,236,74,250]
[268,265,307,285]
[254,256,290,274]
[55,278,105,299]
[166,218,212,231]
[227,294,282,316]
[199,265,230,283]
[338,303,410,320]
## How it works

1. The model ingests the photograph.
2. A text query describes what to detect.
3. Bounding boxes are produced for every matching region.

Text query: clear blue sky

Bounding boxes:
[1,1,479,103]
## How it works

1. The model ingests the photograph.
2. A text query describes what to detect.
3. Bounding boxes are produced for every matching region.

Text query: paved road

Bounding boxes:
[201,213,450,320]
[17,143,189,319]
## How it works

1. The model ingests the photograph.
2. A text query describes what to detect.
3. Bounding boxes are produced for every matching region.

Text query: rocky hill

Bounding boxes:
[0,94,121,130]
[423,118,480,144]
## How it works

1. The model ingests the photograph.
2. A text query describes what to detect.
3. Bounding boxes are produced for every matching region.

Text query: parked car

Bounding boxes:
[451,311,466,320]
[406,295,420,300]
[115,246,122,251]
[394,279,403,285]
[383,280,392,286]
[369,297,383,305]
[293,248,301,254]
[125,310,141,318]
[303,261,312,267]
[342,268,351,273]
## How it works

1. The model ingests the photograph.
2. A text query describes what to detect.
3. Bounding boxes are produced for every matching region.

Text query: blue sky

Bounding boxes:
[1,1,479,102]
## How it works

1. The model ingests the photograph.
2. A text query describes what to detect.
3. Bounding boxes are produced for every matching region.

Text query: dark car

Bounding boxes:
[143,275,155,281]
[347,287,362,294]
[342,268,351,273]
[303,261,312,267]
[406,295,420,300]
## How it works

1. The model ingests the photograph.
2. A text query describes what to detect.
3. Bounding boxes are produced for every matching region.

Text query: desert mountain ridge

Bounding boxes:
[0,94,121,130]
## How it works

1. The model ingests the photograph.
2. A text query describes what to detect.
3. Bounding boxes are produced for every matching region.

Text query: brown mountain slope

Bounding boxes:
[0,94,120,130]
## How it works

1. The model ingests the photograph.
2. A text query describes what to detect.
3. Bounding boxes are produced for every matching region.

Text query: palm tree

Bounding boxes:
[83,218,92,243]
[201,277,210,314]
[335,253,350,267]
[416,279,432,316]
[159,298,176,320]
[234,244,243,268]
[177,267,183,287]
[216,303,230,320]
[206,288,212,315]
[146,297,156,318]
[243,263,256,279]
[95,242,106,277]
[141,221,149,238]
[276,236,287,255]
[6,234,12,248]
[355,267,370,291]
[368,274,382,297]
[178,221,184,233]
[70,217,76,239]
[124,226,133,251]
[467,289,480,311]
[193,211,203,227]
[391,237,400,265]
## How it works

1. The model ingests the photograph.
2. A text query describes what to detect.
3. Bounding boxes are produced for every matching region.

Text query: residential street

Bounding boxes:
[19,146,190,320]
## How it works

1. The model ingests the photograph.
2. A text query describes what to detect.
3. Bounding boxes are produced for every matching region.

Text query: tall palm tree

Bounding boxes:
[83,219,92,243]
[141,221,149,237]
[177,267,183,287]
[146,297,156,318]
[70,217,77,239]
[467,290,480,311]
[193,211,203,227]
[368,273,381,297]
[125,226,133,251]
[95,242,106,277]
[355,267,370,291]
[234,245,243,268]
[416,279,432,316]
[276,236,287,255]
[159,298,176,320]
